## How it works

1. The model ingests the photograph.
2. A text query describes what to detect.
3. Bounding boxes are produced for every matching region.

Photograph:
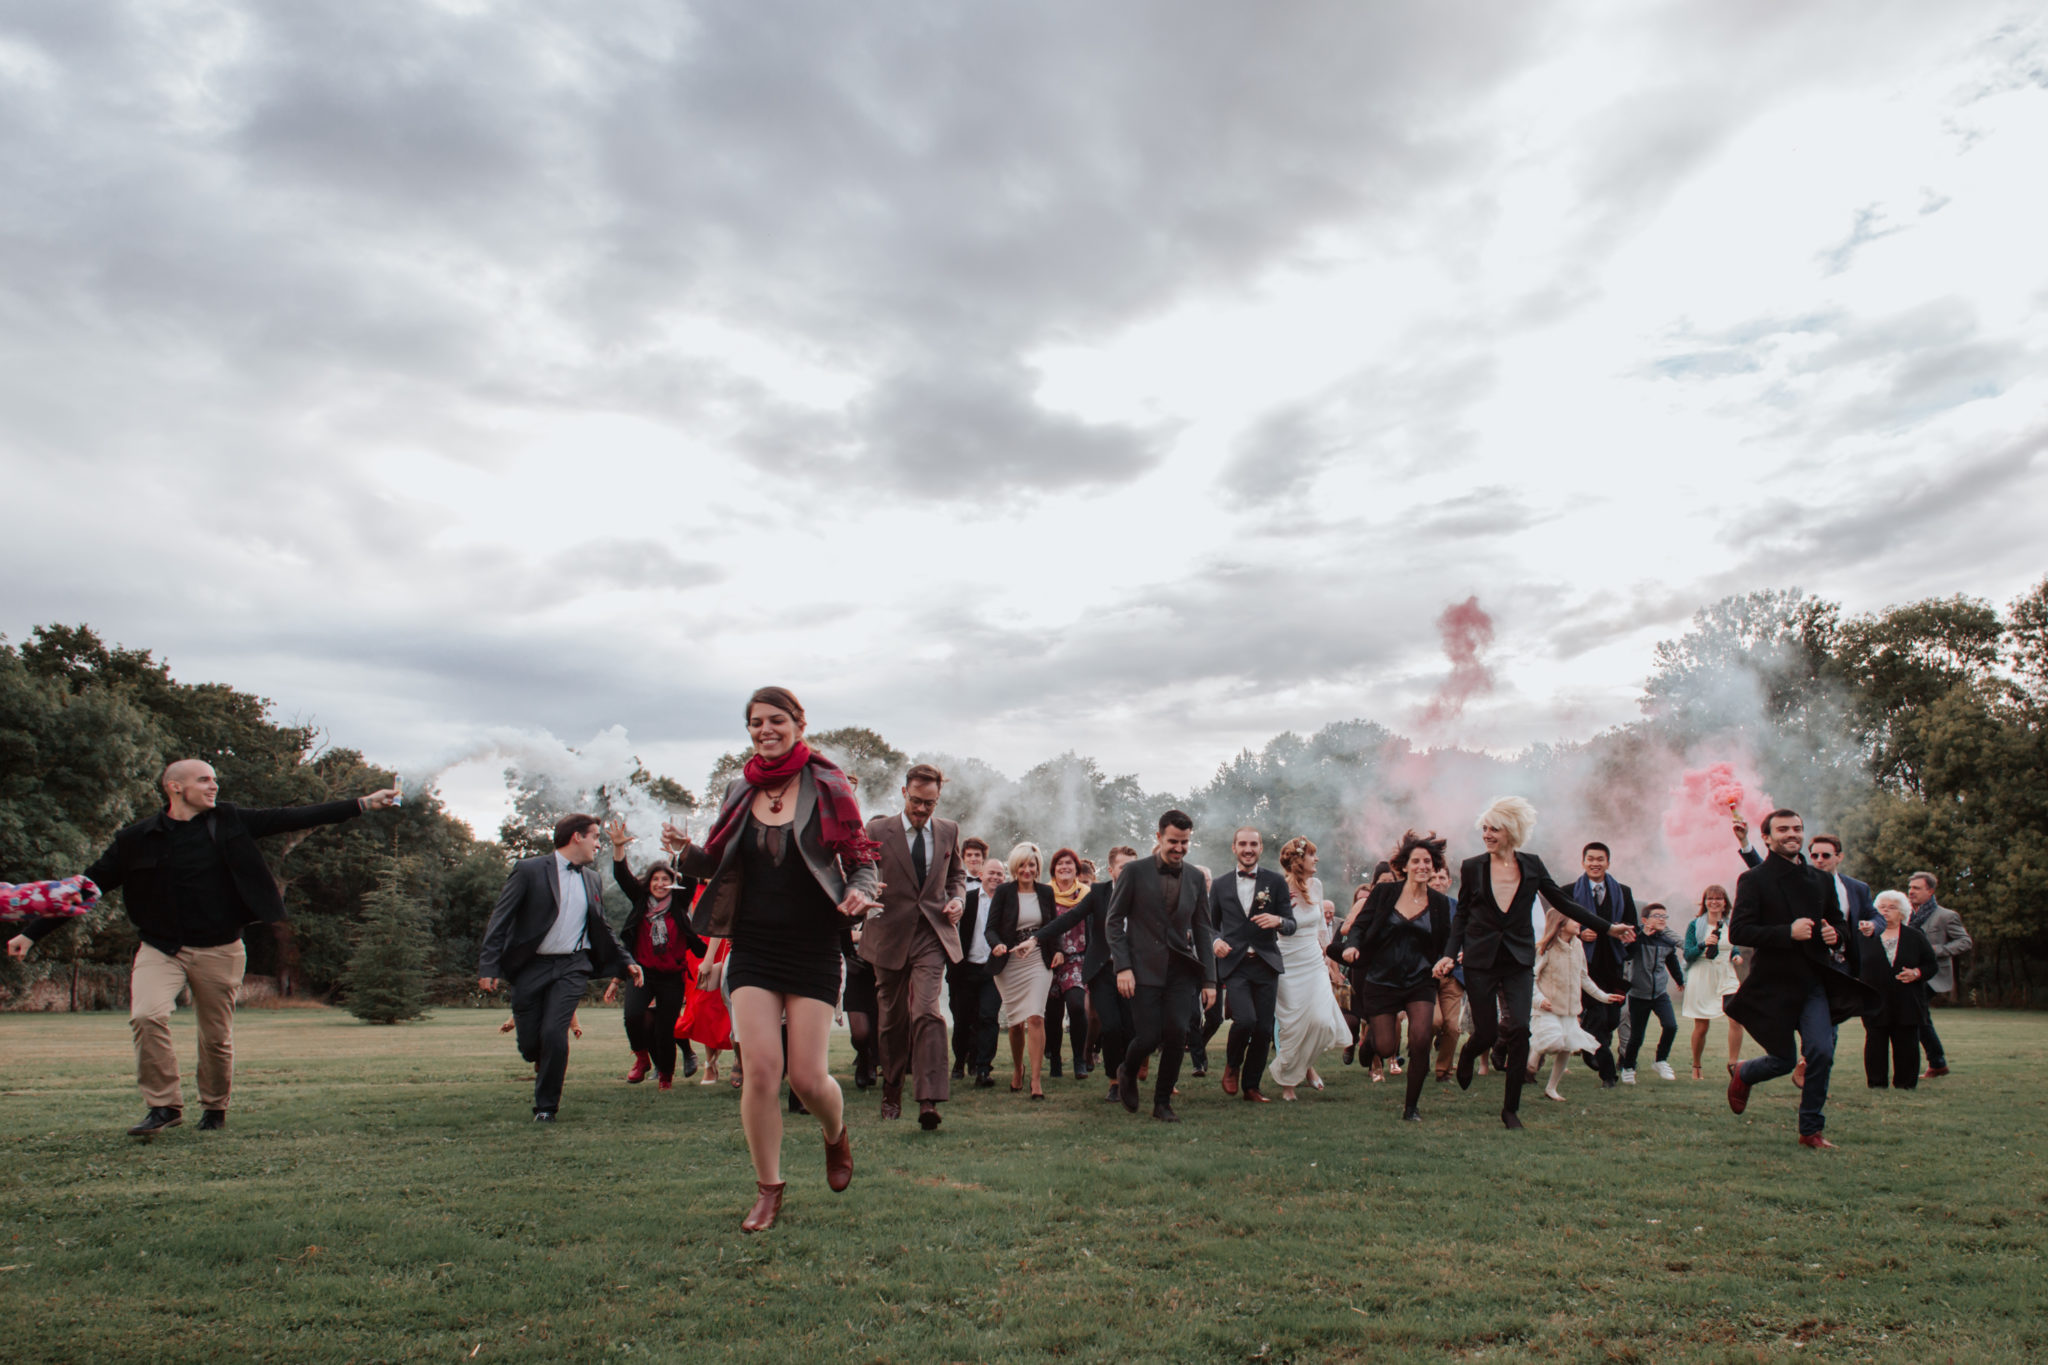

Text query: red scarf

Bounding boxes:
[700,742,879,868]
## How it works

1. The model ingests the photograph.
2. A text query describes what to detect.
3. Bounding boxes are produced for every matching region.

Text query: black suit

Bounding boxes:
[1209,866,1294,1095]
[1853,924,1936,1090]
[947,886,1005,1078]
[1446,851,1615,1116]
[1034,879,1130,1079]
[480,854,632,1115]
[1570,875,1639,1084]
[1106,855,1217,1108]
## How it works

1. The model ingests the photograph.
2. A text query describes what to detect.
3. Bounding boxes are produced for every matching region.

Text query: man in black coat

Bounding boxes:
[1208,826,1294,1103]
[1724,808,1880,1148]
[1569,841,1641,1087]
[1106,810,1218,1122]
[479,813,641,1121]
[7,759,399,1137]
[1033,845,1140,1102]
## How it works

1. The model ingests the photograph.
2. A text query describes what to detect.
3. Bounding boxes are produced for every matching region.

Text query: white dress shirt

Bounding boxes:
[1235,867,1259,912]
[537,853,592,956]
[964,885,995,965]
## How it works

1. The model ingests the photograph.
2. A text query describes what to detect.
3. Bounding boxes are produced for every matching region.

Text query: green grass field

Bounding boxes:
[2,1006,2043,1364]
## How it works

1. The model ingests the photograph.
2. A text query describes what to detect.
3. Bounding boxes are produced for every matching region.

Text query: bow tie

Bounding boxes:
[1237,870,1257,879]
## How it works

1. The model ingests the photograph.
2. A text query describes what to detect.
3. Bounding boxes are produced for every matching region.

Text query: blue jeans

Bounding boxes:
[1739,981,1835,1136]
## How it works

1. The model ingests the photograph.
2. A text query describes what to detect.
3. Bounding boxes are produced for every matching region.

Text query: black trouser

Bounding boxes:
[1222,958,1280,1094]
[1621,994,1678,1068]
[969,971,1003,1075]
[1920,1005,1947,1068]
[510,952,589,1115]
[1863,1018,1921,1089]
[1087,969,1133,1078]
[1125,959,1205,1108]
[620,968,688,1078]
[1581,995,1622,1083]
[1459,962,1535,1114]
[1045,982,1089,1073]
[947,961,981,1071]
[1190,989,1224,1070]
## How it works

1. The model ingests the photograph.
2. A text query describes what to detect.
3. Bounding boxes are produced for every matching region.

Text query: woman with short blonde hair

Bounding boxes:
[985,842,1058,1099]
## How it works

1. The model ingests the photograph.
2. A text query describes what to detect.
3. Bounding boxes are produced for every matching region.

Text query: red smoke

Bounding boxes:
[1660,760,1773,905]
[1420,596,1496,728]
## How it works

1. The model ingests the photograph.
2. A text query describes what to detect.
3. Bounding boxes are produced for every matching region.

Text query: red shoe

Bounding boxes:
[1798,1133,1836,1150]
[1922,1065,1949,1078]
[824,1124,853,1193]
[626,1052,652,1084]
[657,1075,674,1091]
[1221,1065,1240,1096]
[1726,1065,1751,1115]
[741,1180,786,1233]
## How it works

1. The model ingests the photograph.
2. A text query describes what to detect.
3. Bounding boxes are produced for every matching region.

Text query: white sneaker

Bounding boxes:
[1620,1068,1637,1084]
[1653,1061,1676,1080]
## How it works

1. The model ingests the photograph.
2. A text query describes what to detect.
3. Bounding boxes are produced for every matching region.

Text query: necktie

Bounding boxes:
[1593,882,1606,906]
[912,827,928,886]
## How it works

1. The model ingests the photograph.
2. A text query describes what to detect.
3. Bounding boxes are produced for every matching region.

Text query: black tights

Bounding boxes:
[1369,999,1436,1111]
[1046,985,1088,1071]
[846,1009,876,1081]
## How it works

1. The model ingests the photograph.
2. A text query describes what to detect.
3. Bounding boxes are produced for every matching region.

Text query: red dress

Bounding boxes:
[675,900,734,1052]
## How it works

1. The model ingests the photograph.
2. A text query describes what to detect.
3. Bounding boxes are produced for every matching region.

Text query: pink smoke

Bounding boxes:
[1420,596,1495,728]
[1659,760,1773,909]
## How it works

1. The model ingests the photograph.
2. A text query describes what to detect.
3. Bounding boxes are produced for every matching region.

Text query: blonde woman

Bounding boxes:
[986,842,1058,1099]
[1435,796,1634,1129]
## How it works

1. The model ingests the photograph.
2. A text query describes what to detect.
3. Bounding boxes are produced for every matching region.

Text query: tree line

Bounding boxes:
[3,575,2042,1013]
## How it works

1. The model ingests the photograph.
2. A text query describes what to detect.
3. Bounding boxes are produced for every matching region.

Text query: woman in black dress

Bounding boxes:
[664,686,880,1233]
[1340,831,1453,1122]
[1855,889,1937,1090]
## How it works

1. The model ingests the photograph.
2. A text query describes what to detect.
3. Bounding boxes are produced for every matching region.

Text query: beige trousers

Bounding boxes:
[130,941,246,1111]
[1433,976,1466,1077]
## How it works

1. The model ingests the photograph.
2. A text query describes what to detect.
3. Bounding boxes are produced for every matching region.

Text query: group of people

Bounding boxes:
[2,685,1975,1234]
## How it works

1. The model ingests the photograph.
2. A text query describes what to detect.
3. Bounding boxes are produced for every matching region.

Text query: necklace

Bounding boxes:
[764,776,798,814]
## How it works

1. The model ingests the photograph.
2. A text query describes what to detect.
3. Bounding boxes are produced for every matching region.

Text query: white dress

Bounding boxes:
[993,888,1053,1024]
[1269,878,1352,1086]
[1528,940,1606,1058]
[1680,917,1742,1020]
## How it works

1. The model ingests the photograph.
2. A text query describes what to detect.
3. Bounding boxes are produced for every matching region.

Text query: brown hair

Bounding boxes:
[1109,845,1139,863]
[553,813,600,849]
[1390,829,1447,876]
[1808,834,1842,854]
[1699,884,1730,914]
[962,836,989,856]
[904,762,945,788]
[746,686,805,726]
[1759,807,1800,838]
[1279,837,1317,904]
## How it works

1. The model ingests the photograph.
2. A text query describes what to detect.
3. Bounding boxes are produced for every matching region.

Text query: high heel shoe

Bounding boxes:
[741,1180,786,1233]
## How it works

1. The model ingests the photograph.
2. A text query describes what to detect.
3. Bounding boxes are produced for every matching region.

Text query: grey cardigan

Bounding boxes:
[671,768,880,940]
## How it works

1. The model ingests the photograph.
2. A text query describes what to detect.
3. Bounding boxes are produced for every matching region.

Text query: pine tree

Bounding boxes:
[344,863,429,1024]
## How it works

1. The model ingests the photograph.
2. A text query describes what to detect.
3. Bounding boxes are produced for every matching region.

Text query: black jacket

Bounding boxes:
[1031,880,1117,983]
[1571,875,1641,992]
[1852,923,1937,1028]
[1724,851,1880,1058]
[984,882,1059,953]
[1105,855,1217,987]
[1446,851,1613,972]
[610,860,706,970]
[27,800,364,948]
[1339,881,1454,971]
[1208,866,1296,979]
[479,855,631,982]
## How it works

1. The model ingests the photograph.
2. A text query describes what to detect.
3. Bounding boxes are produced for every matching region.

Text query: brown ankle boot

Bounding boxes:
[824,1123,853,1192]
[740,1180,786,1233]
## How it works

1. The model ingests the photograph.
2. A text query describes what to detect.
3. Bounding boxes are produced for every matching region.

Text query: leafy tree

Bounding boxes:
[343,862,430,1024]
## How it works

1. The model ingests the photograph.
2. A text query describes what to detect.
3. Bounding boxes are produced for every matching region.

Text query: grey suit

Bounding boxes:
[1910,899,1971,1069]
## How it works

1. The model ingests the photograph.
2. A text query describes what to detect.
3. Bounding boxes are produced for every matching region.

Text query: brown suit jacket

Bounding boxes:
[856,814,968,971]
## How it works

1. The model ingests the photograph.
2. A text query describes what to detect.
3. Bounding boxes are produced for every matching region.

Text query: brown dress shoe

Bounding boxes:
[1797,1133,1837,1150]
[1727,1064,1751,1115]
[1220,1065,1240,1096]
[1240,1088,1270,1103]
[741,1180,786,1233]
[824,1124,854,1192]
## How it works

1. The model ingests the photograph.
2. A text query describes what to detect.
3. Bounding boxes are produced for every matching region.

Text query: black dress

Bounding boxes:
[1356,908,1439,1016]
[724,812,847,1007]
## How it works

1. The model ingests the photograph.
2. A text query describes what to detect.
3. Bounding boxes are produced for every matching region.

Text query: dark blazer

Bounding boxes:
[1105,855,1217,987]
[984,881,1059,954]
[1339,881,1454,969]
[610,860,706,969]
[1445,851,1613,972]
[1031,879,1116,983]
[1853,923,1937,1027]
[859,814,968,970]
[672,768,881,939]
[1208,866,1296,979]
[1724,851,1880,1059]
[1571,875,1641,989]
[27,800,364,946]
[479,855,631,982]
[1739,845,1876,929]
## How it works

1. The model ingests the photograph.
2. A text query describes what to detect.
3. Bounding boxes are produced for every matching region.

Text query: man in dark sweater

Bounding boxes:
[7,759,399,1137]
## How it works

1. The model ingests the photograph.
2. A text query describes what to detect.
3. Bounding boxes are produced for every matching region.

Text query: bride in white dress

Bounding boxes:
[1269,838,1353,1099]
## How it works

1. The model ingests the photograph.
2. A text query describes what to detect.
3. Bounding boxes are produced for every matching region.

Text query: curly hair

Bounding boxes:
[1278,836,1317,903]
[1389,828,1447,877]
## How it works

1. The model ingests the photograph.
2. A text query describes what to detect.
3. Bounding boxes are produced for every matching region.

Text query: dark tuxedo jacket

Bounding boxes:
[1340,881,1454,968]
[949,885,997,979]
[1106,855,1217,987]
[1445,851,1613,973]
[1739,844,1876,928]
[1032,879,1116,983]
[1571,875,1641,991]
[1208,866,1296,979]
[1724,851,1879,1059]
[479,855,630,982]
[1852,923,1937,1028]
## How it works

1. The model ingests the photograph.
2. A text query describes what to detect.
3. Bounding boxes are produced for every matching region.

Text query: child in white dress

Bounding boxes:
[1529,908,1623,1101]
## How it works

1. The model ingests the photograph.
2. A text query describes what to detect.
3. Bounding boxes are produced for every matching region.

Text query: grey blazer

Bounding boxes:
[1106,854,1218,988]
[672,767,881,939]
[1909,901,1972,995]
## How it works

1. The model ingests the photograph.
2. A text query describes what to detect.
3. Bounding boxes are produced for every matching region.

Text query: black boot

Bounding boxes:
[197,1110,226,1131]
[128,1107,183,1137]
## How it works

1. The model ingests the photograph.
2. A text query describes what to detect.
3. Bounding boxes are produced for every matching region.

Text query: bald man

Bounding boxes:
[8,759,398,1137]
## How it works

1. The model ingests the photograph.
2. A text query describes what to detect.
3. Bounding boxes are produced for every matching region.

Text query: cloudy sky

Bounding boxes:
[4,1,2044,833]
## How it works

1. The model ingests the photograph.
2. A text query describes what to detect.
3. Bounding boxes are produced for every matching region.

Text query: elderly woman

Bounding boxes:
[1856,889,1937,1089]
[1435,796,1633,1129]
[1682,884,1745,1079]
[662,686,879,1233]
[986,842,1059,1100]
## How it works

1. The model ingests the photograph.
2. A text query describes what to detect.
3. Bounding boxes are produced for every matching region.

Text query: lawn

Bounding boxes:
[2,1006,2043,1364]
